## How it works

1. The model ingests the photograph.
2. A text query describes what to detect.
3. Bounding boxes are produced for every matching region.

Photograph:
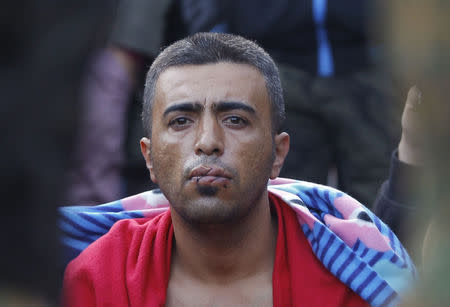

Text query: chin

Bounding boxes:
[173,198,243,225]
[196,185,219,197]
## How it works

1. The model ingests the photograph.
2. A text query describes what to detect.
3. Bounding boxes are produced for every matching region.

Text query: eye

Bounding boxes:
[223,116,248,128]
[168,117,193,130]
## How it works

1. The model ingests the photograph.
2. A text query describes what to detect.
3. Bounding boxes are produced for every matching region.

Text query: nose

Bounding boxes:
[194,115,224,156]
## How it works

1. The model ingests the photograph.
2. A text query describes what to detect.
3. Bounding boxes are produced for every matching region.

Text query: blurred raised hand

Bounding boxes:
[398,86,426,166]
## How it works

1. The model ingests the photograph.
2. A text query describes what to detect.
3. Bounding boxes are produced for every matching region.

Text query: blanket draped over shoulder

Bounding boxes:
[60,178,416,307]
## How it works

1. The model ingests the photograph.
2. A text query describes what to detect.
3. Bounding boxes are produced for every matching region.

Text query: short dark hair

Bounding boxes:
[142,32,285,136]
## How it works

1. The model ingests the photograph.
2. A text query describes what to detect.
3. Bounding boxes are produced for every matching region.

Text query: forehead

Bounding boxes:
[153,62,270,111]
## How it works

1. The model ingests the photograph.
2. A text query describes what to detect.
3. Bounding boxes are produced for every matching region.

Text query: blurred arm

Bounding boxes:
[373,87,427,262]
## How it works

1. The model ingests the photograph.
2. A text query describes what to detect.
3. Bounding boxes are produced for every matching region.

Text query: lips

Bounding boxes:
[188,165,232,186]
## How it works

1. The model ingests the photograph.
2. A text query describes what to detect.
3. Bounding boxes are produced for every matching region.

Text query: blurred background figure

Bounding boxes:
[376,0,450,305]
[65,0,171,204]
[0,0,115,305]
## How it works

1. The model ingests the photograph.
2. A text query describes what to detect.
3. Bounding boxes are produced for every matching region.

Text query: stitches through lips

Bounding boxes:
[188,165,232,185]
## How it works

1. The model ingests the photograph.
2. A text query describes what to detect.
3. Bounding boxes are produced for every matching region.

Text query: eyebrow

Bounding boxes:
[214,101,256,114]
[163,102,203,117]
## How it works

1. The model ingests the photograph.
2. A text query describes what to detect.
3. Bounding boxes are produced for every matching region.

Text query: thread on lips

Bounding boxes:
[195,166,212,181]
[201,166,212,174]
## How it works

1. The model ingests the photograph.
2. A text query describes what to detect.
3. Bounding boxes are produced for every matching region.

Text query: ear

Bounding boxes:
[270,132,290,179]
[140,137,157,183]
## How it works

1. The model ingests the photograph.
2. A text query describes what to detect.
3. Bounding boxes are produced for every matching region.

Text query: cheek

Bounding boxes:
[231,136,274,181]
[150,137,186,181]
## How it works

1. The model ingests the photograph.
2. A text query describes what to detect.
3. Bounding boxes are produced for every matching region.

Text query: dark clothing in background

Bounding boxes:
[110,0,171,57]
[66,0,171,204]
[181,0,371,75]
[0,0,114,301]
[374,151,426,263]
[279,64,400,205]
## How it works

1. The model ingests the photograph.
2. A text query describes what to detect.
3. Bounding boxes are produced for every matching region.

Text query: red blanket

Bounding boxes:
[63,193,367,306]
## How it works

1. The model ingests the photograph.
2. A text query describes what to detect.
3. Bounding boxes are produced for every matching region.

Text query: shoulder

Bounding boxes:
[63,211,173,306]
[65,210,171,280]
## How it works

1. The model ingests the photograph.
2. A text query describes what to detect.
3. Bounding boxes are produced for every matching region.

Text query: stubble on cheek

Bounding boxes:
[240,140,275,188]
[149,140,183,195]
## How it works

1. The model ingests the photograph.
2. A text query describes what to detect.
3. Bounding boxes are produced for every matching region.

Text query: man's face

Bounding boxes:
[141,62,289,225]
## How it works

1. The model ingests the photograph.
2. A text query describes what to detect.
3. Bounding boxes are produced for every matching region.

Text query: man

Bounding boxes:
[63,33,415,306]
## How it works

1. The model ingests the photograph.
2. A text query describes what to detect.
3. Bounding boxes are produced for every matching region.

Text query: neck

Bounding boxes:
[170,191,277,285]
